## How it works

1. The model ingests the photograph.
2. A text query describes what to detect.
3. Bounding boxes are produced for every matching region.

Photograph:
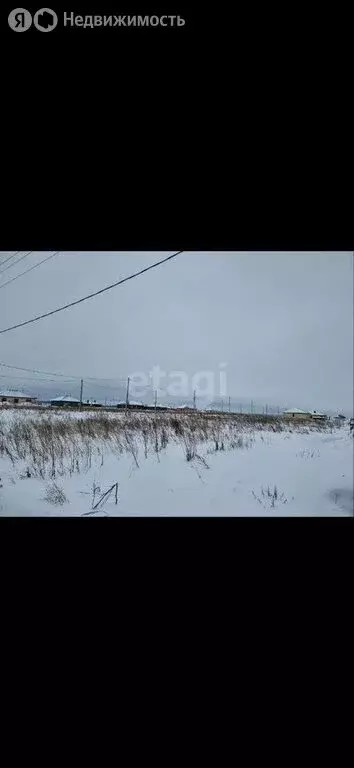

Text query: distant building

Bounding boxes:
[308,410,327,421]
[333,414,346,426]
[175,404,195,411]
[50,395,80,407]
[0,390,37,406]
[283,408,310,420]
[106,400,149,411]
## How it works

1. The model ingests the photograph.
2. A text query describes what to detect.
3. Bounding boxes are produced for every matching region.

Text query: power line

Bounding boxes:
[84,379,126,388]
[0,361,81,379]
[0,372,116,386]
[0,251,33,277]
[0,362,175,397]
[0,252,59,292]
[0,373,58,382]
[0,377,128,396]
[0,366,167,393]
[0,252,21,269]
[0,360,127,383]
[85,376,128,383]
[0,375,167,398]
[0,251,183,335]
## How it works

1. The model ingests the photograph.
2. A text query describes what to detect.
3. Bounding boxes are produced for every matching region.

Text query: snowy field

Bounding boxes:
[0,409,352,516]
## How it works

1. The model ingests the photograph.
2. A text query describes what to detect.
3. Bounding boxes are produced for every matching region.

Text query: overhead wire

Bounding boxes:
[0,360,127,382]
[0,362,176,396]
[0,251,60,292]
[0,251,184,400]
[0,362,173,399]
[0,251,183,334]
[0,374,58,383]
[0,251,21,269]
[0,251,33,277]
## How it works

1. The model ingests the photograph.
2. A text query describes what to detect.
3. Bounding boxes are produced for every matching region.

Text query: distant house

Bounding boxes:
[0,390,37,406]
[333,414,346,426]
[283,408,310,420]
[112,400,148,411]
[175,404,195,411]
[50,395,80,407]
[309,410,327,421]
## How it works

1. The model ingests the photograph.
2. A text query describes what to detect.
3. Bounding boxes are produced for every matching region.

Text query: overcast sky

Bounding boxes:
[0,252,353,412]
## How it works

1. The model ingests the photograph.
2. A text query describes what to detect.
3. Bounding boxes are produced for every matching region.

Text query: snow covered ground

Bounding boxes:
[0,410,352,516]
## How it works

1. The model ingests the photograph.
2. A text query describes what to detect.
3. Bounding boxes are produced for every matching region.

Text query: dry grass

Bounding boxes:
[252,485,288,510]
[43,481,69,506]
[0,410,331,481]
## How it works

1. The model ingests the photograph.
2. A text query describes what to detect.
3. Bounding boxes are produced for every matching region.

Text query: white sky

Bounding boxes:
[0,251,353,412]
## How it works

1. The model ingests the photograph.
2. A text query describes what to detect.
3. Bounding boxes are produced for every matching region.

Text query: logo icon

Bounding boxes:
[33,8,58,31]
[8,8,32,31]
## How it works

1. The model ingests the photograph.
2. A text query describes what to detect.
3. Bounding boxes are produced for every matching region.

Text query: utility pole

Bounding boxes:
[193,389,196,410]
[80,379,83,410]
[221,399,224,412]
[125,377,130,413]
[277,406,280,415]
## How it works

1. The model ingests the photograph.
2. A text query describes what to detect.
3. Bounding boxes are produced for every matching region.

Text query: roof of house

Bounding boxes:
[283,408,309,414]
[0,390,34,399]
[99,400,147,408]
[309,410,326,416]
[50,395,80,403]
